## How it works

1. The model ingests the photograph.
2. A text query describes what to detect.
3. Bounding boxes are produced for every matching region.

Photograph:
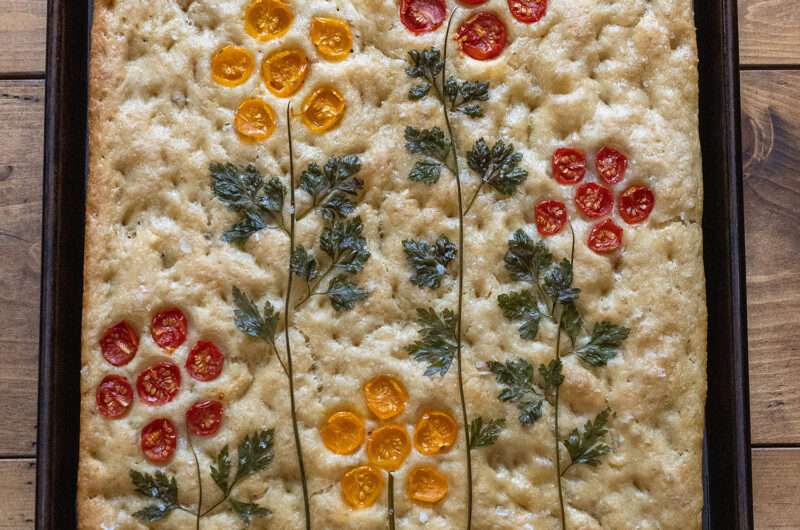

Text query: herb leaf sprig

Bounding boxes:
[403,235,456,289]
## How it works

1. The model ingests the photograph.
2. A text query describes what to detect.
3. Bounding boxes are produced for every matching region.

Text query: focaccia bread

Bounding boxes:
[79,0,706,528]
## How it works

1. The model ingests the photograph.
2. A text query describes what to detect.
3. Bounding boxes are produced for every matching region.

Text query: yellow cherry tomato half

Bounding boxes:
[245,0,294,42]
[341,464,384,509]
[407,465,448,503]
[321,411,365,455]
[363,374,408,420]
[413,409,458,455]
[300,85,346,133]
[366,424,411,472]
[234,98,276,140]
[310,16,353,61]
[211,46,254,87]
[261,48,309,98]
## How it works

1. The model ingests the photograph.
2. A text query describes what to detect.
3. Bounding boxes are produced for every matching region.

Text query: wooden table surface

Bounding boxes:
[0,0,798,527]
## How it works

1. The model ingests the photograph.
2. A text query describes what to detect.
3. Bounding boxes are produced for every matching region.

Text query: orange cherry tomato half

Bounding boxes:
[300,86,346,133]
[574,182,613,218]
[185,341,224,382]
[455,12,507,61]
[245,0,294,42]
[535,199,567,235]
[413,410,458,455]
[136,363,181,406]
[341,465,383,509]
[310,17,353,61]
[618,185,655,224]
[400,0,447,34]
[261,48,309,98]
[552,147,586,184]
[366,424,411,472]
[363,374,408,419]
[595,146,628,184]
[235,98,277,140]
[588,219,623,253]
[211,45,254,87]
[141,418,178,462]
[150,308,187,352]
[508,0,546,23]
[186,400,224,436]
[95,374,134,419]
[407,465,448,503]
[100,321,139,366]
[321,411,365,455]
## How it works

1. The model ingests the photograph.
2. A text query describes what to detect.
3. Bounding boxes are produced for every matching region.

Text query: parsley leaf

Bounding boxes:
[575,322,630,366]
[290,246,319,281]
[228,498,271,525]
[210,445,232,495]
[129,470,179,522]
[405,48,444,100]
[210,163,285,246]
[232,287,280,348]
[406,308,458,376]
[559,302,583,345]
[326,274,370,311]
[320,216,370,273]
[538,358,564,389]
[299,155,363,222]
[563,409,612,470]
[497,289,541,340]
[233,430,275,484]
[504,229,553,283]
[469,417,505,449]
[544,259,581,303]
[444,77,490,118]
[403,235,457,289]
[466,139,528,195]
[405,126,452,184]
[487,359,545,427]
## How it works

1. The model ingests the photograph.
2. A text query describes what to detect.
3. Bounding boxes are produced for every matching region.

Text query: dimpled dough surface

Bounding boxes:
[79,0,706,528]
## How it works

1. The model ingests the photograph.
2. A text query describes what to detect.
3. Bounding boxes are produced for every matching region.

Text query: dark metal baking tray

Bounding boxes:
[35,0,753,527]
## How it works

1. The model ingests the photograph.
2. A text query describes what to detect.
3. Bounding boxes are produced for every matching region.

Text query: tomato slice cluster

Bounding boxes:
[456,12,508,61]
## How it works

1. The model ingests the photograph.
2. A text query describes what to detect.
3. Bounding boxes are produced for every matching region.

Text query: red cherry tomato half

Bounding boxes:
[574,182,613,218]
[588,219,623,253]
[456,12,507,61]
[534,200,567,235]
[150,308,188,352]
[595,146,628,184]
[136,363,181,406]
[95,375,134,418]
[99,321,139,366]
[186,341,224,382]
[186,400,224,436]
[619,185,655,224]
[141,418,177,462]
[508,0,546,23]
[552,148,586,184]
[400,0,446,34]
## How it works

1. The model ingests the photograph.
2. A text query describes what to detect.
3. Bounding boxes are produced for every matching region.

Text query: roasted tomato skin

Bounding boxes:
[141,418,178,462]
[552,148,587,184]
[574,182,614,218]
[186,400,224,436]
[136,363,182,406]
[618,185,655,224]
[400,0,447,35]
[508,0,547,23]
[456,12,508,61]
[100,321,139,366]
[595,146,628,184]
[534,200,567,235]
[150,308,188,352]
[95,374,134,418]
[186,341,224,382]
[588,219,623,253]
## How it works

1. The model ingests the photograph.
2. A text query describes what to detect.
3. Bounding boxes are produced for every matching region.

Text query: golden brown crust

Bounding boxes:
[80,0,706,527]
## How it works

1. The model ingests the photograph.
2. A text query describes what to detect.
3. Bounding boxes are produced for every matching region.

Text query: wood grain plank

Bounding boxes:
[738,0,800,65]
[752,448,800,529]
[0,0,46,75]
[741,71,800,444]
[0,459,35,529]
[0,81,43,456]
